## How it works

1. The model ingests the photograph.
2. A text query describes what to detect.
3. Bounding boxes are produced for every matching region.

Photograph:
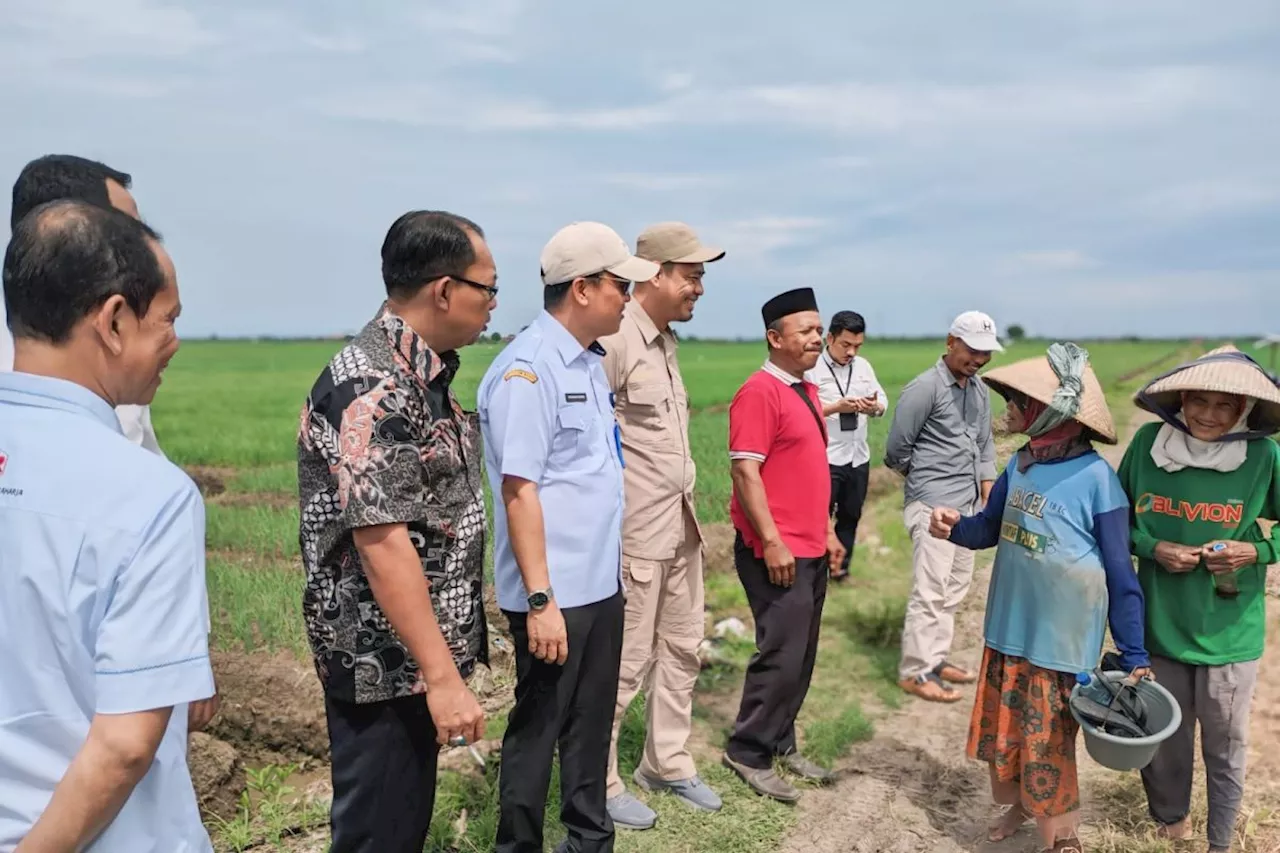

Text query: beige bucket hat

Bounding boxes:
[1135,345,1280,433]
[982,351,1118,444]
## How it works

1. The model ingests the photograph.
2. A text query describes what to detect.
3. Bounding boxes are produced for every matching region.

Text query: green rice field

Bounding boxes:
[159,334,1275,853]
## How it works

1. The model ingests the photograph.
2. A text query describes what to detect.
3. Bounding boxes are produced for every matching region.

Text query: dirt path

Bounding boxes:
[778,411,1280,853]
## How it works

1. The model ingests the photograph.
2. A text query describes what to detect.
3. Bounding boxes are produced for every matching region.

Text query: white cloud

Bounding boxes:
[1005,250,1101,272]
[4,0,218,58]
[716,216,828,256]
[600,172,726,192]
[312,64,1256,142]
[1137,179,1280,222]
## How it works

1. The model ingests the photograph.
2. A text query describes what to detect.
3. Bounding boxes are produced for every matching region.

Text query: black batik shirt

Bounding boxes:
[297,304,487,704]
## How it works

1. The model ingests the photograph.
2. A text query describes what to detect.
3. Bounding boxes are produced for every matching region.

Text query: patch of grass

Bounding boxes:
[209,763,328,853]
[802,703,875,768]
[229,463,297,495]
[206,502,299,559]
[206,555,308,655]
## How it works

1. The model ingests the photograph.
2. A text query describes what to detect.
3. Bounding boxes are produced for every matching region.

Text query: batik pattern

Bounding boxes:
[298,304,487,704]
[966,646,1081,818]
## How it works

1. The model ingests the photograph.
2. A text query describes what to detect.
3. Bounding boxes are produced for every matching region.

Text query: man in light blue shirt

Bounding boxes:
[5,154,168,461]
[478,221,656,853]
[0,201,214,852]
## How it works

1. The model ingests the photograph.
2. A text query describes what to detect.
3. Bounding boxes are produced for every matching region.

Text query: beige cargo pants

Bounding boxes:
[606,511,704,797]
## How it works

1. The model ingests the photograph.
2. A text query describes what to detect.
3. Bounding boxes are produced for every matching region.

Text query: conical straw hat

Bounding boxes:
[982,350,1117,444]
[1136,345,1280,432]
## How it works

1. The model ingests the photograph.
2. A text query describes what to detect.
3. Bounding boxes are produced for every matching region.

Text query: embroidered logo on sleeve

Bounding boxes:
[503,368,538,384]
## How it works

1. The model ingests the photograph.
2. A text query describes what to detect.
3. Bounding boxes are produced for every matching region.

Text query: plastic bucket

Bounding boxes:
[1069,671,1183,772]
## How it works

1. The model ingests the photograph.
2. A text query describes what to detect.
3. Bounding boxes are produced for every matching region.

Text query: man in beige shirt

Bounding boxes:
[600,222,725,829]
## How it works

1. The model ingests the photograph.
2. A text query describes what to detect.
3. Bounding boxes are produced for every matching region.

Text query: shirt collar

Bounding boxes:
[376,303,459,388]
[626,300,670,348]
[0,371,124,434]
[823,349,854,372]
[935,356,962,388]
[537,310,606,365]
[762,359,803,386]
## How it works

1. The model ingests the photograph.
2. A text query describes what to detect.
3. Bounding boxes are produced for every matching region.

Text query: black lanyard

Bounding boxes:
[824,355,853,397]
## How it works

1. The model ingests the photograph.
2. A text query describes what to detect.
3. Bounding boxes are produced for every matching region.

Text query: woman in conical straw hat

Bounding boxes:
[1117,345,1280,853]
[928,342,1152,853]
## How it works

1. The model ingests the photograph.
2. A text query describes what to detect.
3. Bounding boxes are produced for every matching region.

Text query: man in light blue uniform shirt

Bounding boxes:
[0,201,213,852]
[479,221,657,853]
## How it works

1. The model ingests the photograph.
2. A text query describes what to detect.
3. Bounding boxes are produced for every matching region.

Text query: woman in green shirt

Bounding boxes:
[1117,346,1280,853]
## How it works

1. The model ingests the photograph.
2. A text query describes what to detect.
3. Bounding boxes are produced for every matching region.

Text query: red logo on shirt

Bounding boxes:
[0,449,7,477]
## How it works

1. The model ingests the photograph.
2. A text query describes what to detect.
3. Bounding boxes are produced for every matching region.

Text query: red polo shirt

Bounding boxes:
[728,363,832,559]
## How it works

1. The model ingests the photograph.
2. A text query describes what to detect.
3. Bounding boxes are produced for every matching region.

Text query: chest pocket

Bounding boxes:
[550,403,597,468]
[622,383,672,440]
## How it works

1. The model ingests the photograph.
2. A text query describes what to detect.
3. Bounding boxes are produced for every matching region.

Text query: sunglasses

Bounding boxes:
[595,273,631,296]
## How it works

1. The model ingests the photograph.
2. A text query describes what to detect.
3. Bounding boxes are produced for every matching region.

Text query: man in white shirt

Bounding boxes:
[804,311,887,581]
[5,155,165,458]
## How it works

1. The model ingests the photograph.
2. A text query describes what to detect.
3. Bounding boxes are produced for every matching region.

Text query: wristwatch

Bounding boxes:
[527,588,554,611]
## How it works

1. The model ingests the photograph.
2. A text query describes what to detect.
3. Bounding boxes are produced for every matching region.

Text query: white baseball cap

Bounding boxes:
[949,310,1004,352]
[540,222,660,287]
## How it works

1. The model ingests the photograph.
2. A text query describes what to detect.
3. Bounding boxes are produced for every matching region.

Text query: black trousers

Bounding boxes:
[829,461,869,575]
[325,693,439,853]
[725,534,829,769]
[497,592,625,853]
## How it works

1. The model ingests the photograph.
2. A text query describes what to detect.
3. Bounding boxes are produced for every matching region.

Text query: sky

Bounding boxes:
[1,0,1278,340]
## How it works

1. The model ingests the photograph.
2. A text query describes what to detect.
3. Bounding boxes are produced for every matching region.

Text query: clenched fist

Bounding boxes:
[929,507,961,540]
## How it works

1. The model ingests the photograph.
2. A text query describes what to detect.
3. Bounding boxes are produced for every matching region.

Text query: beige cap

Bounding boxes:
[540,222,660,286]
[635,221,725,264]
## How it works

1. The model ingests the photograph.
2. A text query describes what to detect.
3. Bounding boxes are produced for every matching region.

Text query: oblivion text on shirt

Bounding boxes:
[1133,493,1245,526]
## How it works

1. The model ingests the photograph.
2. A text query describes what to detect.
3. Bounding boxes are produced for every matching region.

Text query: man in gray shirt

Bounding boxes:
[884,311,1001,703]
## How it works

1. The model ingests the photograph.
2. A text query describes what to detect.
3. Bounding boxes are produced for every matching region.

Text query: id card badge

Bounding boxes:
[839,412,860,431]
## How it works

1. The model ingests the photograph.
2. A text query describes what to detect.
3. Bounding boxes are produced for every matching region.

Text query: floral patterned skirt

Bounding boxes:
[966,646,1081,818]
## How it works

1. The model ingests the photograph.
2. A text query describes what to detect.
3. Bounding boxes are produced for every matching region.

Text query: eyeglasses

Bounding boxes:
[447,275,499,299]
[595,273,631,296]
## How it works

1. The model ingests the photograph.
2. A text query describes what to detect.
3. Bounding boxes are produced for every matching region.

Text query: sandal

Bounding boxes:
[988,804,1030,841]
[1047,837,1083,853]
[899,672,962,703]
[934,660,977,684]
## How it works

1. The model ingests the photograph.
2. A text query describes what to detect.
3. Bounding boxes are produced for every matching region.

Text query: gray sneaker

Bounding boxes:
[606,791,657,830]
[633,768,723,812]
[780,752,835,785]
[722,753,800,803]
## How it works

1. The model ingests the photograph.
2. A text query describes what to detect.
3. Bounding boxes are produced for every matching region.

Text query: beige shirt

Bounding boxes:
[601,300,701,560]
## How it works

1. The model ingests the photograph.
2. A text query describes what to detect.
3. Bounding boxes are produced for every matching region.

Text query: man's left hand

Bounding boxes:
[188,692,220,733]
[1201,541,1257,573]
[826,532,847,575]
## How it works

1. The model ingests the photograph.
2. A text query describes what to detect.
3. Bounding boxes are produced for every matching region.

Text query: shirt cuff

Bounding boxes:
[729,451,766,462]
[1131,529,1159,561]
[96,654,215,715]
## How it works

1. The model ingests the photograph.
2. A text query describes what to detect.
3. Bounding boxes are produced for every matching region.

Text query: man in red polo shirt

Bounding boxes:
[721,286,845,803]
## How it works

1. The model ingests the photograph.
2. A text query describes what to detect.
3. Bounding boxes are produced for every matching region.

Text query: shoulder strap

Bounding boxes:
[790,382,828,442]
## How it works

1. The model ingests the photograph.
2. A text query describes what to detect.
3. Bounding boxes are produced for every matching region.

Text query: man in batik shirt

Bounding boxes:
[297,210,499,853]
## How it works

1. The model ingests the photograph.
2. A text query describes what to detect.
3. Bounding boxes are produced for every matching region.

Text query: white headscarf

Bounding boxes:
[1150,398,1256,473]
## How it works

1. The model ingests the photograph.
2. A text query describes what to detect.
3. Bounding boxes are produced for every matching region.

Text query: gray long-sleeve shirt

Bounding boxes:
[883,357,997,512]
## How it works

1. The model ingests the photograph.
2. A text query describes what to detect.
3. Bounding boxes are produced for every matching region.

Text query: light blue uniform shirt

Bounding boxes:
[0,373,214,853]
[478,310,625,613]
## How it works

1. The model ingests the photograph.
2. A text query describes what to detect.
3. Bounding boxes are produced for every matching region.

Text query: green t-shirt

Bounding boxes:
[1117,422,1280,665]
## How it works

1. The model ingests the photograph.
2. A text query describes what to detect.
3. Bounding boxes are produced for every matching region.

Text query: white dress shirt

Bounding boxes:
[1,301,165,457]
[804,350,888,467]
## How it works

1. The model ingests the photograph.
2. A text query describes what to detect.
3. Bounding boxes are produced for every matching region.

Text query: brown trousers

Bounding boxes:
[605,511,705,797]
